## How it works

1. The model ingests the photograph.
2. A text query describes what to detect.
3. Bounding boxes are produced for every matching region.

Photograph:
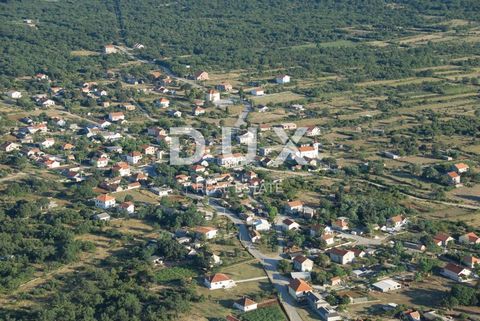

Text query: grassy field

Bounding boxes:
[250,91,304,105]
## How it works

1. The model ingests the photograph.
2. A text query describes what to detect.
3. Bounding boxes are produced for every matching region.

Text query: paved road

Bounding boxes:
[208,199,303,321]
[234,100,252,128]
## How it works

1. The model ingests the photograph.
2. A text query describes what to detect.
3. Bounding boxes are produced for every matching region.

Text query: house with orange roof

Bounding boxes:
[453,163,469,174]
[459,232,480,245]
[157,97,170,108]
[204,273,235,290]
[404,310,421,321]
[288,278,312,300]
[194,226,218,240]
[332,217,349,231]
[433,232,454,247]
[112,162,130,177]
[387,215,407,229]
[95,194,116,209]
[108,112,125,122]
[285,200,304,214]
[462,255,480,269]
[446,171,461,185]
[233,297,257,312]
[126,151,142,165]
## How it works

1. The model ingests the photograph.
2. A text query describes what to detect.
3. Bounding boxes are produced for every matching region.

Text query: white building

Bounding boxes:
[119,201,135,214]
[372,279,402,292]
[237,131,256,144]
[7,91,22,99]
[253,219,271,231]
[217,153,246,167]
[288,278,312,300]
[195,226,218,239]
[204,273,236,290]
[126,151,143,165]
[108,112,125,122]
[93,213,111,221]
[233,297,258,312]
[251,88,265,96]
[95,194,116,209]
[157,98,170,108]
[329,248,355,265]
[441,263,471,282]
[276,74,291,84]
[293,255,314,272]
[206,89,220,102]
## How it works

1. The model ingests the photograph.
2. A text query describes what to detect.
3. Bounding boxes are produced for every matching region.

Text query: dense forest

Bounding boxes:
[1,0,480,82]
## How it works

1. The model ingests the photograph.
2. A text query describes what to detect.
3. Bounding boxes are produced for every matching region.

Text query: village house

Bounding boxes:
[93,157,109,168]
[39,138,55,149]
[285,200,304,214]
[157,97,170,108]
[217,153,246,167]
[108,112,125,122]
[7,90,22,99]
[1,142,21,152]
[281,122,297,130]
[329,248,355,265]
[288,278,313,300]
[459,232,480,245]
[141,144,156,156]
[404,310,422,321]
[250,88,265,96]
[462,255,480,269]
[62,143,75,151]
[441,263,471,282]
[194,71,209,81]
[148,126,167,137]
[387,215,407,229]
[293,255,314,272]
[233,297,257,312]
[119,201,135,214]
[276,74,291,84]
[322,233,335,246]
[150,186,172,197]
[253,218,271,231]
[306,126,321,137]
[112,162,131,177]
[433,232,454,247]
[93,213,111,221]
[217,82,233,92]
[453,163,469,173]
[295,145,319,159]
[237,131,255,144]
[126,151,143,165]
[195,226,218,240]
[193,106,206,116]
[282,218,301,231]
[259,124,272,132]
[104,44,118,54]
[206,89,221,102]
[42,158,60,169]
[95,194,116,209]
[332,217,349,231]
[204,273,235,290]
[446,171,461,185]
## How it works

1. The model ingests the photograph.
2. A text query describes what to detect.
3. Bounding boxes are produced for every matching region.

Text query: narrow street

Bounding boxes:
[208,198,304,321]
